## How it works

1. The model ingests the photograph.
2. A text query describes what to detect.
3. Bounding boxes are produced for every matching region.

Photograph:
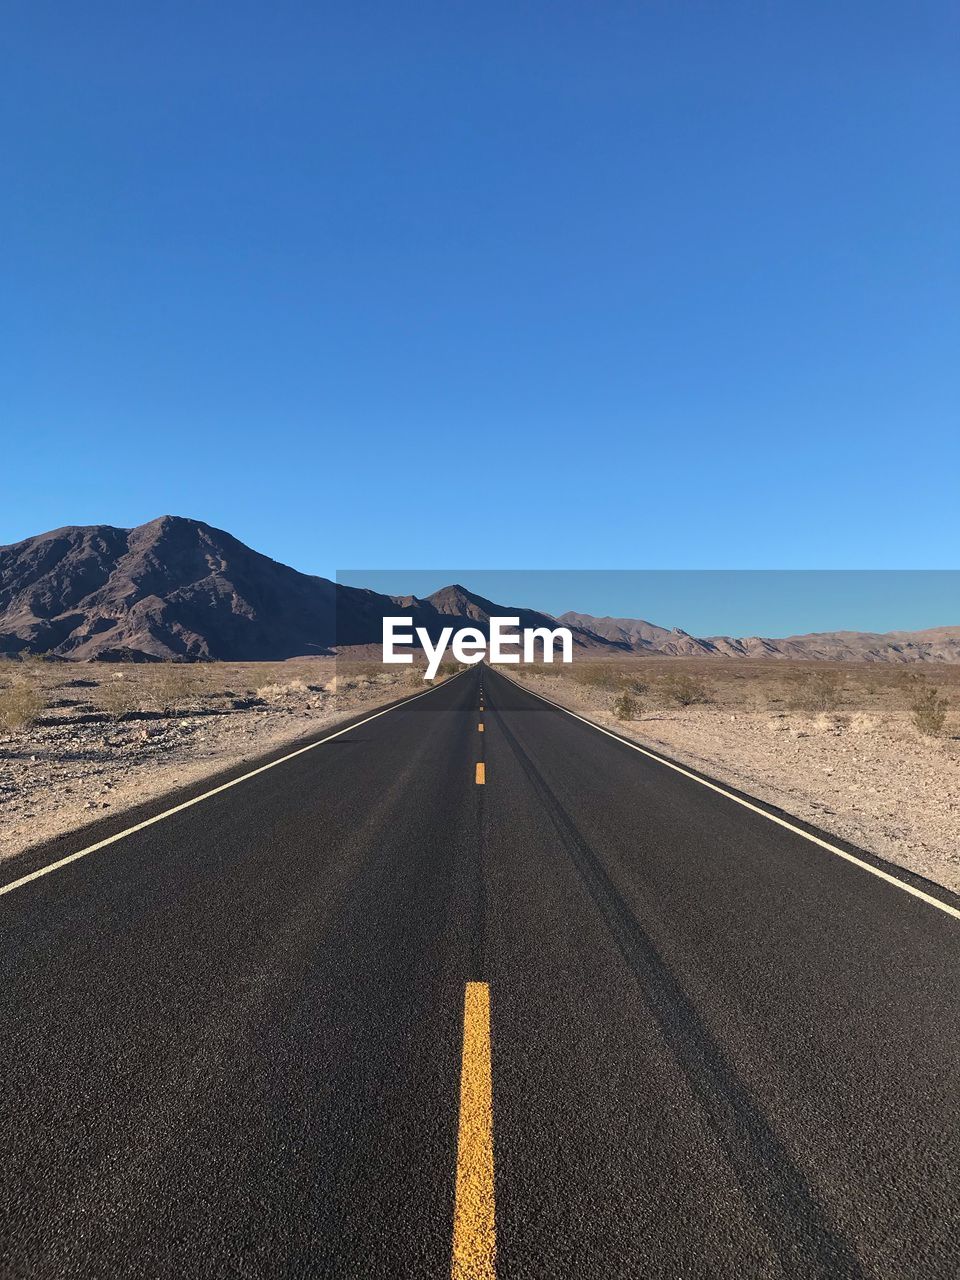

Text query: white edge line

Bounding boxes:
[0,675,455,899]
[498,669,960,923]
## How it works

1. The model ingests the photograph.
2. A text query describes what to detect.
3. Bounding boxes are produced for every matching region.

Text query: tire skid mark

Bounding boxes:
[492,700,864,1280]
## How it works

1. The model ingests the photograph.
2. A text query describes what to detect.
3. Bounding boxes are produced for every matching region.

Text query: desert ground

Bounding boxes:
[0,656,435,863]
[513,657,960,895]
[2,654,958,896]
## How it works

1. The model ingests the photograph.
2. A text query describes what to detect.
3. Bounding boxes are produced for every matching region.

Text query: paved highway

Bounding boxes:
[1,664,958,1278]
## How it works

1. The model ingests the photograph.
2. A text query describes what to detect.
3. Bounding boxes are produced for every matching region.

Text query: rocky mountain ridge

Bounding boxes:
[1,517,956,662]
[559,612,960,664]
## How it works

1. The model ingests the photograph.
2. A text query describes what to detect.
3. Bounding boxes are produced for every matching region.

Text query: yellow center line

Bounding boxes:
[478,723,484,733]
[475,762,485,784]
[451,982,496,1279]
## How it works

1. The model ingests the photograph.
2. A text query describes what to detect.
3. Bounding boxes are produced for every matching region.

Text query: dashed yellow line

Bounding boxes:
[475,762,485,785]
[451,982,496,1279]
[478,723,484,733]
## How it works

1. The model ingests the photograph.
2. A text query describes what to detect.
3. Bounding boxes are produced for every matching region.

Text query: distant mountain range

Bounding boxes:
[1,516,957,663]
[558,613,960,664]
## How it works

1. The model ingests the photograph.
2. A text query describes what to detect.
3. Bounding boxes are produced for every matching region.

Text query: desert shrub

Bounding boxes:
[98,674,142,719]
[0,680,44,730]
[613,691,640,721]
[151,664,198,711]
[256,679,309,700]
[16,649,51,670]
[335,663,380,687]
[911,686,948,737]
[784,670,843,715]
[894,668,926,693]
[572,665,623,691]
[436,661,459,679]
[660,672,710,706]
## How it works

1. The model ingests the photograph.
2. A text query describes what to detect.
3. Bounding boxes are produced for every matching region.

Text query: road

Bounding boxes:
[1,663,958,1278]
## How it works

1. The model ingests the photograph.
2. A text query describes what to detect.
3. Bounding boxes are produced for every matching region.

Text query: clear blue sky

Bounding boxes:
[3,2,958,603]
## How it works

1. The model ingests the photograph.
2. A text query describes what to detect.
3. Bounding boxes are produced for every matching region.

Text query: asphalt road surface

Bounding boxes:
[1,663,958,1278]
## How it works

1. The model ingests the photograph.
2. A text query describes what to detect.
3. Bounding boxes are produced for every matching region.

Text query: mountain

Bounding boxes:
[406,586,615,651]
[561,613,960,664]
[0,516,387,661]
[1,517,957,662]
[559,613,712,656]
[0,519,620,662]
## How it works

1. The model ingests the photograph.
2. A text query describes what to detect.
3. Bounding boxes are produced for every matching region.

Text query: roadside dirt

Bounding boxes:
[0,658,430,864]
